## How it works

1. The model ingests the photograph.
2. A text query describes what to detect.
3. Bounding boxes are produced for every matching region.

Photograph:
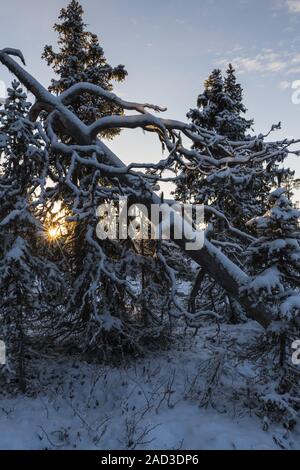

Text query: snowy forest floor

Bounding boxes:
[0,319,299,450]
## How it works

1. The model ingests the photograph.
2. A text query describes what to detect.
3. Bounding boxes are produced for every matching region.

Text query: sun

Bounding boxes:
[44,204,71,242]
[47,225,61,241]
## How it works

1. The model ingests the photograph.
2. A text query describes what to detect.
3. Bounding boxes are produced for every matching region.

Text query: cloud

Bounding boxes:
[216,48,300,76]
[286,0,300,13]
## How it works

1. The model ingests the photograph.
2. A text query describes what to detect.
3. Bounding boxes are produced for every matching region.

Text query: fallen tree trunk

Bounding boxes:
[0,49,273,328]
[98,141,273,328]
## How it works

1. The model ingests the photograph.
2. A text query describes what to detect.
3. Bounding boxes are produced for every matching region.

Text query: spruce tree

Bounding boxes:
[244,188,300,418]
[175,67,257,232]
[175,66,287,233]
[42,0,127,137]
[187,65,253,141]
[246,188,300,312]
[0,81,63,389]
[40,3,171,349]
[187,69,225,137]
[245,188,300,360]
[175,67,295,324]
[176,65,255,214]
[42,1,129,327]
[221,64,254,140]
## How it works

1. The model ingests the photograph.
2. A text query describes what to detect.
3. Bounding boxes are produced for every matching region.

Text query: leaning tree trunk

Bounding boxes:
[97,141,273,328]
[0,49,273,328]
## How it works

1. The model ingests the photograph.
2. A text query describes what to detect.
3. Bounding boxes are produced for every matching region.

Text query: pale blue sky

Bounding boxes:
[1,0,300,190]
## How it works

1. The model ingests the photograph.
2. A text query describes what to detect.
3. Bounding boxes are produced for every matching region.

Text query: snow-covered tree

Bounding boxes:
[242,188,300,424]
[187,69,225,137]
[246,188,300,315]
[175,66,291,235]
[42,0,127,137]
[222,64,254,140]
[245,188,300,363]
[174,76,294,322]
[175,65,257,227]
[0,81,63,389]
[187,65,253,141]
[42,0,131,335]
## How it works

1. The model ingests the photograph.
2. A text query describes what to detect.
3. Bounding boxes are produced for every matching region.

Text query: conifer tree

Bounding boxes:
[42,0,127,137]
[241,189,300,425]
[42,1,129,327]
[187,65,253,141]
[175,66,295,324]
[187,69,225,136]
[0,81,62,389]
[246,188,300,313]
[176,65,255,214]
[245,188,300,363]
[175,66,287,233]
[222,64,254,141]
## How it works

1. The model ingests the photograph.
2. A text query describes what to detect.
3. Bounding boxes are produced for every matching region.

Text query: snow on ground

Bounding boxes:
[0,322,299,450]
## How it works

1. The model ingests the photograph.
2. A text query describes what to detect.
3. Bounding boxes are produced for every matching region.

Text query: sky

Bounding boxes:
[1,0,300,196]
